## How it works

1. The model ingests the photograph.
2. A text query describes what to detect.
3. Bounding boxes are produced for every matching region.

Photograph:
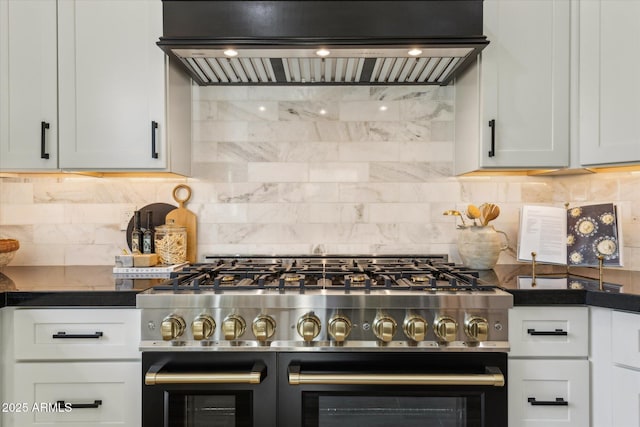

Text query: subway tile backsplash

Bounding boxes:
[1,86,639,269]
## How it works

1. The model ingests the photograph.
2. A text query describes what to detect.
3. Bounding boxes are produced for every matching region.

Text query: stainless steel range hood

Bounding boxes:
[158,1,489,86]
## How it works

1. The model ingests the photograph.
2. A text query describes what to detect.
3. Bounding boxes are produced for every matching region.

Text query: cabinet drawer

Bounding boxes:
[612,310,640,369]
[509,307,588,357]
[8,362,140,427]
[13,309,140,360]
[508,359,589,427]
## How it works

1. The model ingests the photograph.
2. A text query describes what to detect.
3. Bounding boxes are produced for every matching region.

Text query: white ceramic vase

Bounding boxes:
[457,225,509,270]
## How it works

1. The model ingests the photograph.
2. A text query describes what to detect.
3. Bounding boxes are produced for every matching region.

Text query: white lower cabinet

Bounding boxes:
[9,362,140,427]
[0,308,141,427]
[509,359,589,427]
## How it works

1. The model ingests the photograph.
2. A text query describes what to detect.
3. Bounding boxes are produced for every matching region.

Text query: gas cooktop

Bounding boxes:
[147,254,494,293]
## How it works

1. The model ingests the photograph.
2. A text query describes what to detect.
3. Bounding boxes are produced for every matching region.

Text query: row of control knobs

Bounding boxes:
[160,313,489,343]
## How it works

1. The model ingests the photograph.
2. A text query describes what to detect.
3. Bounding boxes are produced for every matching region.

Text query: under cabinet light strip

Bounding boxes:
[185,58,209,83]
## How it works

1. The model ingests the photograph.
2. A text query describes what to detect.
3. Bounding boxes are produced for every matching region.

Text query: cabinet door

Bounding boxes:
[0,0,58,170]
[509,359,589,427]
[612,366,640,427]
[58,0,166,170]
[457,0,570,172]
[579,0,640,166]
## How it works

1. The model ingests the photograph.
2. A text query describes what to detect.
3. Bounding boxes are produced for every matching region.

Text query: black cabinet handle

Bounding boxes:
[488,119,496,157]
[527,328,567,336]
[52,331,104,339]
[56,400,102,409]
[151,121,159,159]
[528,397,568,406]
[41,121,50,159]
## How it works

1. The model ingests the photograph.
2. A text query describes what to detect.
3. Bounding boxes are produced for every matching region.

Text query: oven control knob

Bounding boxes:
[373,316,397,343]
[252,315,276,342]
[297,313,321,342]
[222,314,246,340]
[434,316,458,343]
[161,315,186,341]
[464,316,489,342]
[192,315,216,340]
[403,315,428,342]
[328,315,352,343]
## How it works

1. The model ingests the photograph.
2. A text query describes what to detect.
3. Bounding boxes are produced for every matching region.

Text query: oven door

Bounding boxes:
[278,352,507,427]
[142,352,276,427]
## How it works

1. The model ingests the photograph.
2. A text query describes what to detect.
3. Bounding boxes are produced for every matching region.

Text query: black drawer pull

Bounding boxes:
[151,120,159,159]
[41,121,50,159]
[57,400,102,409]
[528,397,568,406]
[488,119,496,157]
[527,328,567,336]
[52,331,104,339]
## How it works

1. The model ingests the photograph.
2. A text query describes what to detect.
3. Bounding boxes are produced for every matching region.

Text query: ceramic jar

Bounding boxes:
[457,225,509,270]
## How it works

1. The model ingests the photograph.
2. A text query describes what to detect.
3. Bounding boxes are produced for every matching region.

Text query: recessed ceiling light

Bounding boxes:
[319,109,327,115]
[379,105,388,112]
[258,105,266,112]
[316,48,331,57]
[408,48,423,56]
[223,49,238,57]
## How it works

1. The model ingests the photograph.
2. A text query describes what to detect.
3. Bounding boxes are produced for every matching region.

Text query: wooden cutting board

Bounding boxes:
[165,184,197,263]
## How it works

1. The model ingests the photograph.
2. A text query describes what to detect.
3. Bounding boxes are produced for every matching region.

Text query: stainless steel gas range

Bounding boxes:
[137,255,513,427]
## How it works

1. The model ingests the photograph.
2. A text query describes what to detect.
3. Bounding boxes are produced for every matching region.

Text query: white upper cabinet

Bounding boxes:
[58,0,171,171]
[579,0,640,166]
[2,0,191,174]
[455,0,570,174]
[0,0,58,170]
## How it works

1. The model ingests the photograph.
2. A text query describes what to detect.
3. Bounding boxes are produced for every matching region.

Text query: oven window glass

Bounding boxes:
[307,394,481,427]
[167,392,252,427]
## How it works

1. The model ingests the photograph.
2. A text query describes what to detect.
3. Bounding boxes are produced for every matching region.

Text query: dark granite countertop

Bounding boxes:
[0,264,639,312]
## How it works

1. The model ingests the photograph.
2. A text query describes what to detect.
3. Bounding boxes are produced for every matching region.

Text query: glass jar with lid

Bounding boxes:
[154,219,187,265]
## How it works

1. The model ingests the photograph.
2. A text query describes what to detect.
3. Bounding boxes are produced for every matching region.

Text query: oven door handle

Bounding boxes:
[145,361,266,386]
[288,365,505,387]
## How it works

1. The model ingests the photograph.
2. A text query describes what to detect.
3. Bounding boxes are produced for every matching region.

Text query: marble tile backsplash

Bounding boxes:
[1,86,639,270]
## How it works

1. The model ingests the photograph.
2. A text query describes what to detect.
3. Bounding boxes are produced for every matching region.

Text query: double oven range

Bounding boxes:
[137,255,513,427]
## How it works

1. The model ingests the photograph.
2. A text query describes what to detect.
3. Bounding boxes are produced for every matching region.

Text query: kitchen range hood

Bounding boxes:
[158,1,488,86]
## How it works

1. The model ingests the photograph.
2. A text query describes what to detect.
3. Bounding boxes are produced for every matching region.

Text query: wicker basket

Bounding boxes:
[0,239,20,267]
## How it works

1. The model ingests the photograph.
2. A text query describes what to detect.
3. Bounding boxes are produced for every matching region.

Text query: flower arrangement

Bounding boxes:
[443,203,501,228]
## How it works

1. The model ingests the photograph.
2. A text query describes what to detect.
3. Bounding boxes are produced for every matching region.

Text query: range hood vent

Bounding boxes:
[159,1,489,86]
